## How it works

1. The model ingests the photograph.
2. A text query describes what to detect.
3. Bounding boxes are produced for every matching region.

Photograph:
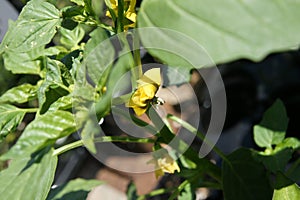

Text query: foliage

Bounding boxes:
[0,0,299,199]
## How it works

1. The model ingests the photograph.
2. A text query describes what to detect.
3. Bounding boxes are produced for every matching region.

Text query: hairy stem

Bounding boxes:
[167,114,228,162]
[53,136,155,156]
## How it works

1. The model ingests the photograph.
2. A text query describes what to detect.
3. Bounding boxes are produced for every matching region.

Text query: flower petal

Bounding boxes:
[138,68,161,86]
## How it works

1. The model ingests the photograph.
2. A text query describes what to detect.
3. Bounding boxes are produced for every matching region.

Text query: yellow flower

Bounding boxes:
[106,0,137,30]
[127,68,161,116]
[149,152,180,179]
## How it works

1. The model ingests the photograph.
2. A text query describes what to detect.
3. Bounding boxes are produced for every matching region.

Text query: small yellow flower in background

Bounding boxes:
[148,151,180,179]
[106,0,137,30]
[127,68,161,116]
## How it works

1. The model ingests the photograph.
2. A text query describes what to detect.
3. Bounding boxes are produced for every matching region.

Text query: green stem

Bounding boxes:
[93,136,156,143]
[124,31,141,90]
[55,81,72,93]
[53,136,155,156]
[21,108,39,113]
[133,32,142,78]
[167,114,228,162]
[198,181,222,189]
[117,0,124,33]
[117,32,138,90]
[53,140,84,156]
[138,187,175,200]
[98,23,114,32]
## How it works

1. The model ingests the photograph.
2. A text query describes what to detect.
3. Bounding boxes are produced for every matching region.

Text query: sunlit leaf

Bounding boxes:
[80,118,99,154]
[275,137,300,152]
[273,184,300,200]
[273,172,300,200]
[48,95,72,112]
[0,104,26,141]
[0,83,38,104]
[70,0,85,6]
[59,26,85,49]
[254,100,289,148]
[83,27,115,86]
[72,57,97,103]
[94,50,134,118]
[0,147,57,200]
[3,48,42,74]
[1,110,76,160]
[38,59,69,114]
[0,0,61,53]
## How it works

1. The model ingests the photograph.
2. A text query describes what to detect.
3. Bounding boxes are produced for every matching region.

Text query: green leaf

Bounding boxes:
[60,62,74,86]
[260,100,289,136]
[80,118,99,154]
[222,148,273,200]
[94,51,134,118]
[44,46,66,56]
[0,54,16,95]
[254,99,289,148]
[84,27,114,86]
[70,0,85,6]
[273,173,300,200]
[178,182,195,200]
[75,49,134,153]
[84,27,110,57]
[62,6,85,19]
[275,137,300,152]
[61,18,79,30]
[72,56,98,104]
[287,159,300,183]
[1,110,76,160]
[70,56,81,79]
[126,181,138,200]
[0,147,57,200]
[3,48,42,74]
[0,0,61,53]
[46,178,103,200]
[38,59,69,114]
[62,49,82,70]
[0,104,27,141]
[0,83,38,104]
[83,0,96,17]
[254,148,293,173]
[59,26,85,49]
[48,95,72,112]
[254,125,282,149]
[138,0,300,65]
[273,184,300,200]
[162,66,191,86]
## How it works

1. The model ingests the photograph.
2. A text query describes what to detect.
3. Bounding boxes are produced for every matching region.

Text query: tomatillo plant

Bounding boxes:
[0,0,300,200]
